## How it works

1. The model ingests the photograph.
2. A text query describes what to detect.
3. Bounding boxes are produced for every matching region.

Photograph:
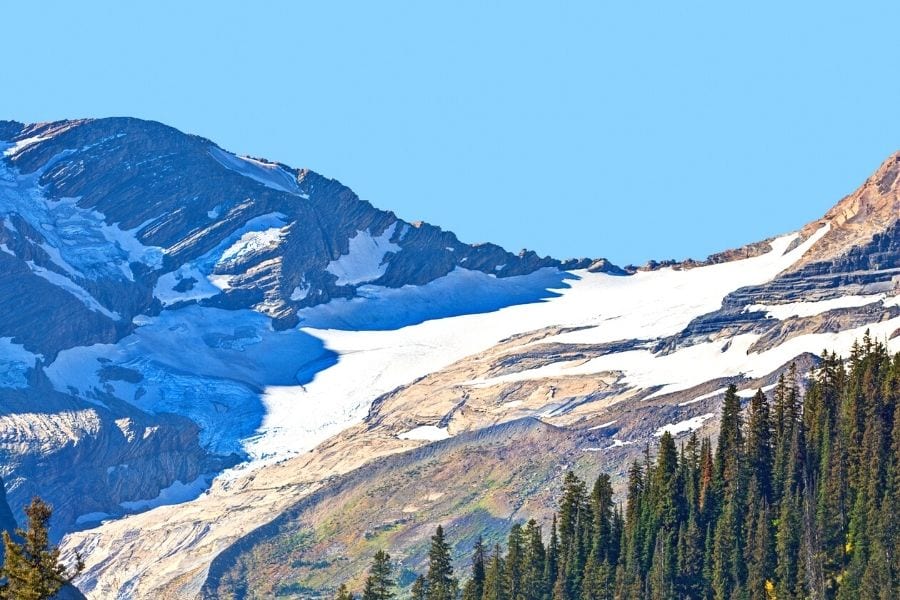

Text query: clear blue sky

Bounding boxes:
[3,2,899,265]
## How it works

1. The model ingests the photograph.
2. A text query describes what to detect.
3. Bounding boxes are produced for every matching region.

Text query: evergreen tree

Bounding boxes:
[339,339,900,600]
[335,583,355,600]
[466,536,486,600]
[361,550,394,600]
[0,497,83,600]
[483,545,508,600]
[426,525,456,600]
[521,519,546,600]
[411,575,427,600]
[544,515,559,599]
[745,389,773,501]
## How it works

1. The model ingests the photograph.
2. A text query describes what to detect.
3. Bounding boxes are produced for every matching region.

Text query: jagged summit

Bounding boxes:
[631,150,900,275]
[0,117,586,351]
[792,150,900,270]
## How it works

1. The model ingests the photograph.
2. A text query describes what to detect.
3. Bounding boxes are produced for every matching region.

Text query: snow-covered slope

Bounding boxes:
[0,117,590,534]
[65,221,899,598]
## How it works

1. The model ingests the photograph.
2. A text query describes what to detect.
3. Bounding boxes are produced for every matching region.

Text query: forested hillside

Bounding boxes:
[350,334,900,599]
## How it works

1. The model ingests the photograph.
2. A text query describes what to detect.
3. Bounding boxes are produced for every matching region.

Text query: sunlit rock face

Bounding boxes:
[0,117,585,536]
[1,117,898,599]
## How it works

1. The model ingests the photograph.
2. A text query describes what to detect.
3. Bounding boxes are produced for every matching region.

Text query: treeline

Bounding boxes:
[342,335,900,599]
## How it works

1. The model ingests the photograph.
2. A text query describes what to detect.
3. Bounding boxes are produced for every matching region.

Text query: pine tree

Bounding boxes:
[544,515,559,599]
[0,496,83,600]
[466,536,486,600]
[521,519,546,600]
[483,545,508,600]
[335,583,355,600]
[339,340,900,600]
[361,550,394,600]
[426,525,456,600]
[745,389,773,501]
[411,575,427,600]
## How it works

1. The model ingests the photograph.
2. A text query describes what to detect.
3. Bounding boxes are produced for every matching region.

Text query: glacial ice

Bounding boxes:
[208,147,305,196]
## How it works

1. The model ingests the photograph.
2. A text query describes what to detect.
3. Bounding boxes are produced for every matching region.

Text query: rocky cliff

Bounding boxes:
[0,117,598,538]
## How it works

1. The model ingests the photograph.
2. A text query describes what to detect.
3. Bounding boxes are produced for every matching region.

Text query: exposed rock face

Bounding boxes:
[793,151,900,269]
[1,117,581,349]
[0,117,597,538]
[1,117,898,599]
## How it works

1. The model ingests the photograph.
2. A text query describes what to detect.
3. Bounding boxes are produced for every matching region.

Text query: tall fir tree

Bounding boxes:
[361,550,394,600]
[426,525,457,600]
[0,497,83,600]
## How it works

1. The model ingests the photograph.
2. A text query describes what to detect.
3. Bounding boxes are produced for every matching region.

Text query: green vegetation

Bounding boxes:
[0,496,82,600]
[341,335,900,599]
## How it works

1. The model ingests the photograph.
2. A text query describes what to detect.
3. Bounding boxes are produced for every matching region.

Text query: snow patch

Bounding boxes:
[75,512,112,526]
[608,439,634,449]
[397,425,451,441]
[2,135,47,157]
[0,337,40,388]
[746,294,888,319]
[0,160,164,282]
[209,147,305,196]
[290,280,311,301]
[119,474,213,512]
[654,413,714,437]
[218,226,287,268]
[153,265,221,306]
[27,261,120,320]
[326,223,401,286]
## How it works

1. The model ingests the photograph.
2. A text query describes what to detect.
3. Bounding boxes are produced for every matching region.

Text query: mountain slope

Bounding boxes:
[58,150,900,598]
[0,118,897,598]
[0,117,598,537]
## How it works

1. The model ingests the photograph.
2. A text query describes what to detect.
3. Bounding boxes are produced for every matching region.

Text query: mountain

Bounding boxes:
[0,118,897,598]
[0,117,599,538]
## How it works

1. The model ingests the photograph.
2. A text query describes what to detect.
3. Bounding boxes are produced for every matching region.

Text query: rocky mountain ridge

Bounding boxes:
[0,117,613,537]
[0,117,898,598]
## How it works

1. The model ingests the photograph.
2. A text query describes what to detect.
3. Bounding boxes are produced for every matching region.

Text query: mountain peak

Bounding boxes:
[791,150,900,270]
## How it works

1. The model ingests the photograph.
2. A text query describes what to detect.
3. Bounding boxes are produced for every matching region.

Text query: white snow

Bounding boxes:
[26,261,120,320]
[218,227,287,268]
[2,135,47,157]
[737,384,776,398]
[119,474,212,512]
[37,220,900,495]
[747,294,888,319]
[75,512,112,526]
[153,213,290,306]
[290,280,311,301]
[654,413,714,437]
[0,337,40,389]
[153,265,221,306]
[397,425,451,441]
[607,439,634,448]
[46,307,330,455]
[0,160,164,283]
[326,222,401,286]
[208,147,305,196]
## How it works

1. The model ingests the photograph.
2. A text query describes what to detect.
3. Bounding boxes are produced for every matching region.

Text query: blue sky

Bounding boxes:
[3,2,899,265]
